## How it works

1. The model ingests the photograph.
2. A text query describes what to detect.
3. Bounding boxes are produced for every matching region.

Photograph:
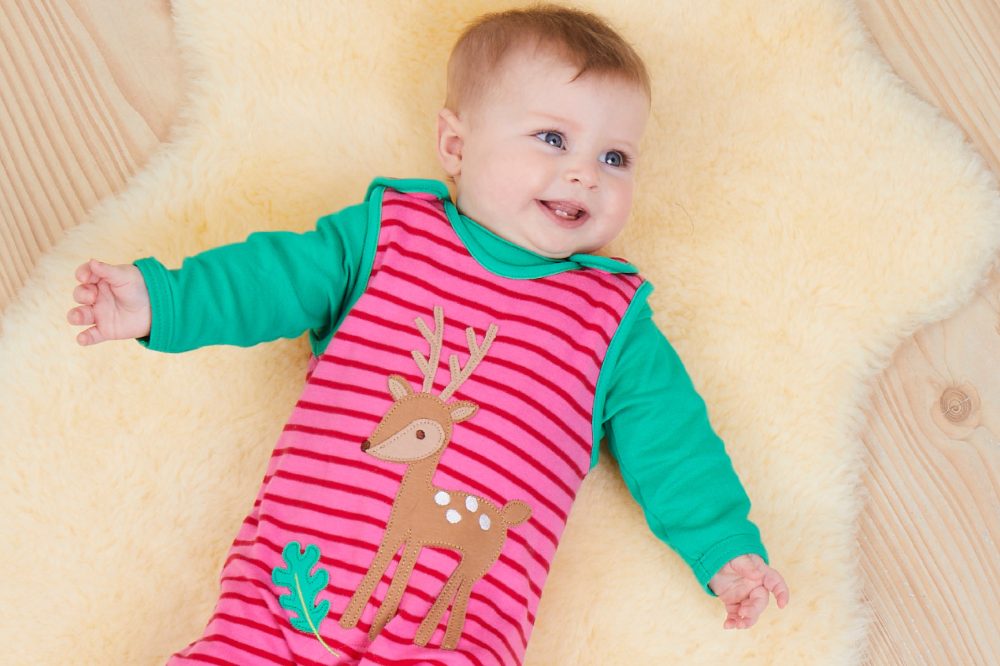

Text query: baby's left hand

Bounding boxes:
[708,553,789,630]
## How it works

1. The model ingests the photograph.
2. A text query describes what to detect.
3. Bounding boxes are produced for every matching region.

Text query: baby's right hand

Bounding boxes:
[68,259,151,346]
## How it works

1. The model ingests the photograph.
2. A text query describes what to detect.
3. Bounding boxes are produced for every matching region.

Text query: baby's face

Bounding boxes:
[439,48,649,259]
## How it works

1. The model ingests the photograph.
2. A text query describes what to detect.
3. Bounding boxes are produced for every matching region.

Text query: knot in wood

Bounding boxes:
[938,386,977,424]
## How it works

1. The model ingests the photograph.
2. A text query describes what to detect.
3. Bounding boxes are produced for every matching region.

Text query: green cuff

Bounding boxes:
[133,257,172,352]
[693,535,770,596]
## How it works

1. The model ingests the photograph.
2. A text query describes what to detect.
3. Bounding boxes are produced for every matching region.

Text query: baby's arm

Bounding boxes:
[67,202,370,353]
[601,295,790,629]
[68,259,151,345]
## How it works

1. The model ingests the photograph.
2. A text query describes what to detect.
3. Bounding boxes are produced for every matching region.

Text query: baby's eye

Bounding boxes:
[601,150,629,168]
[535,131,565,149]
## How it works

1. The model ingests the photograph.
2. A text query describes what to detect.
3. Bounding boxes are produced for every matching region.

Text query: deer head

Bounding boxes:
[360,306,497,463]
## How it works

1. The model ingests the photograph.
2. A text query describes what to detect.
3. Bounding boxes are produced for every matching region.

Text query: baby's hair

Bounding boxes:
[445,3,651,114]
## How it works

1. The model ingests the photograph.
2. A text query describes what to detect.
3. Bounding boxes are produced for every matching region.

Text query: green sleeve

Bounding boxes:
[601,287,768,595]
[133,201,370,355]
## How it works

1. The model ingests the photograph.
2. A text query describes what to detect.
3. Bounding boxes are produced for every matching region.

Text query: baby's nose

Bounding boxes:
[565,161,598,188]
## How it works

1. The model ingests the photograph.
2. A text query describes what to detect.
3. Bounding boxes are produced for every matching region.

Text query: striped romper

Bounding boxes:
[169,182,644,665]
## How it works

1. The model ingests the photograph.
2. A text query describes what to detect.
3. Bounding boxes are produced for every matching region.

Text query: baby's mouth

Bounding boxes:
[540,200,587,220]
[535,199,590,229]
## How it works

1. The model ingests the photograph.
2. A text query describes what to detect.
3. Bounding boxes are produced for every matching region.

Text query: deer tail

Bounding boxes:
[500,500,532,526]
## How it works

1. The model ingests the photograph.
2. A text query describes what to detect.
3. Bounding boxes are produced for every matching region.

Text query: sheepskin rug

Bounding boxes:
[2,0,999,663]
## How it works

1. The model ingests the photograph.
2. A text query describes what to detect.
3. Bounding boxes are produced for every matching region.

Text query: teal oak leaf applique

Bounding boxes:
[272,541,339,657]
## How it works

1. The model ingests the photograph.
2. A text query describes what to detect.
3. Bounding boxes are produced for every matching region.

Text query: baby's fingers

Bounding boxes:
[76,325,107,346]
[764,568,790,608]
[76,259,126,285]
[73,283,98,305]
[75,259,100,284]
[67,305,95,327]
[730,586,769,630]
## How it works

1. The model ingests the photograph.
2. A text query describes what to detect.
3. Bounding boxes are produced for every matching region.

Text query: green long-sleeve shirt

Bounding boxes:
[134,177,767,593]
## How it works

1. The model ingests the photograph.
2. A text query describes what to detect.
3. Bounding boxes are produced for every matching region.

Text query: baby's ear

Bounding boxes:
[436,108,464,178]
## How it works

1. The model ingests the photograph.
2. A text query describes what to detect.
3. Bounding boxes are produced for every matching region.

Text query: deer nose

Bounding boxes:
[361,438,371,452]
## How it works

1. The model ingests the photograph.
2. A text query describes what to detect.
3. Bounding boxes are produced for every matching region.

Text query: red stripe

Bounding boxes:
[504,529,550,576]
[426,441,563,549]
[211,578,367,663]
[256,524,541,631]
[379,202,632,315]
[271,468,393,506]
[296,370,588,504]
[570,267,634,302]
[361,655,458,666]
[264,482,556,569]
[374,617,510,665]
[459,414,590,488]
[369,266,606,365]
[171,654,234,665]
[379,236,618,340]
[296,397,377,422]
[297,378,388,420]
[250,456,552,572]
[212,613,347,666]
[226,527,534,644]
[294,364,590,504]
[381,195,636,309]
[328,333,592,466]
[260,490,389,530]
[334,309,596,412]
[377,624,494,666]
[274,432,400,482]
[334,325,592,423]
[347,305,596,395]
[180,633,295,666]
[274,427,570,546]
[271,442,401,486]
[220,546,526,659]
[259,465,547,598]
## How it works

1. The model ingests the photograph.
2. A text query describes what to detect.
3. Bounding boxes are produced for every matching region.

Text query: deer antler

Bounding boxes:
[440,322,498,401]
[412,306,444,393]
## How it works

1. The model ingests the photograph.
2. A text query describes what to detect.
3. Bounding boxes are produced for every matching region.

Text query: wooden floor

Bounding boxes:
[1,1,998,663]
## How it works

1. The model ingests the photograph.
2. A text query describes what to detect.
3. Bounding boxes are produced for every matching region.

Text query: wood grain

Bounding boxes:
[858,272,1000,664]
[857,0,1000,176]
[1,1,998,663]
[0,0,181,311]
[855,2,1000,663]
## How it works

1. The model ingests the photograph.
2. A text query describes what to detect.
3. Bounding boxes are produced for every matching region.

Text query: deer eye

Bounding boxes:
[415,429,425,440]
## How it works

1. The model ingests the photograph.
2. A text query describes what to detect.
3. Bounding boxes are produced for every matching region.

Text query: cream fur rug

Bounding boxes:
[2,0,999,663]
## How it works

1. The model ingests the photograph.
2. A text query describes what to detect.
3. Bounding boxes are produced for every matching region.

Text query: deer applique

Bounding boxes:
[338,305,532,649]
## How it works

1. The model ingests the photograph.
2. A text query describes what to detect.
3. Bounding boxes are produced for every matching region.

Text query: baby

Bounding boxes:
[68,4,788,664]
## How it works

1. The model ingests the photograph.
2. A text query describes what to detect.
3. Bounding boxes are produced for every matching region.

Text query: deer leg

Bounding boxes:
[340,532,406,630]
[414,569,464,647]
[368,543,421,641]
[442,577,474,650]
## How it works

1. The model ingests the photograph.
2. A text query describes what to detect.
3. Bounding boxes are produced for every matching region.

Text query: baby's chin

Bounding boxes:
[525,238,594,259]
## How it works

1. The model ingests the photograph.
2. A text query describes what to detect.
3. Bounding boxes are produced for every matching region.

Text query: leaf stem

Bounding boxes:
[294,571,340,657]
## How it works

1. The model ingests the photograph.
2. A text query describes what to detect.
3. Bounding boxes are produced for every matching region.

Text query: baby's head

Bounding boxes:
[437,4,651,259]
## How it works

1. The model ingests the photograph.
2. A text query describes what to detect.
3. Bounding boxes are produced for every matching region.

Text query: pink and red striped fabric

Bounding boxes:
[170,187,643,665]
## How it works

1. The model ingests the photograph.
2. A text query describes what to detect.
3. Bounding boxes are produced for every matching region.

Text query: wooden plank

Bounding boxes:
[856,0,1000,174]
[0,0,181,310]
[854,2,1000,662]
[858,281,1000,663]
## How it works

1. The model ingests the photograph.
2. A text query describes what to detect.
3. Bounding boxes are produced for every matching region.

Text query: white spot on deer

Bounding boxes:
[434,491,450,506]
[446,509,462,524]
[479,514,491,531]
[465,496,479,512]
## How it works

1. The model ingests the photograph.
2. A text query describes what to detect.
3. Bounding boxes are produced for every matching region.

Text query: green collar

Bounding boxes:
[366,176,639,280]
